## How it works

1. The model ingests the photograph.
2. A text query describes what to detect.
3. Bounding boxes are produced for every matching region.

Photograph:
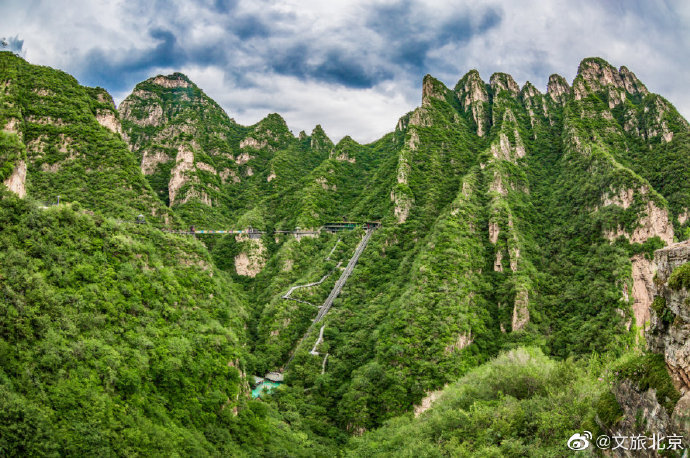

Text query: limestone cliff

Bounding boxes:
[650,242,690,397]
[603,242,690,455]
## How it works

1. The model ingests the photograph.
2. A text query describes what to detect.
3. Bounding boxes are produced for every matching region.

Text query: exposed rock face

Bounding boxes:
[547,74,570,103]
[119,98,164,127]
[234,239,266,277]
[605,200,674,245]
[391,188,412,224]
[169,146,195,204]
[679,209,689,226]
[332,151,356,163]
[119,72,252,214]
[610,379,678,458]
[141,150,170,175]
[455,70,490,136]
[602,187,634,209]
[607,241,690,453]
[239,137,267,150]
[631,253,654,331]
[421,74,447,107]
[573,58,649,109]
[220,168,240,184]
[235,152,253,165]
[96,110,123,135]
[601,186,674,336]
[152,74,191,88]
[490,72,520,96]
[512,289,529,331]
[490,130,525,163]
[409,106,432,127]
[619,66,649,96]
[494,250,503,271]
[520,82,549,127]
[3,160,26,197]
[649,241,690,392]
[520,81,540,99]
[310,125,333,151]
[489,221,500,244]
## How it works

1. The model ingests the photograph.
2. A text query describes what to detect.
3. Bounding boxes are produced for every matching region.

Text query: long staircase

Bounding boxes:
[284,227,375,368]
[313,228,373,323]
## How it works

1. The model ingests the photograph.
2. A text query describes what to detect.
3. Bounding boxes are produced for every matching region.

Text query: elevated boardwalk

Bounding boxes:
[164,221,380,237]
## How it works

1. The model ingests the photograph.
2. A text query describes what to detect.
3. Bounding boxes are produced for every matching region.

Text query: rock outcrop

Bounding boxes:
[546,74,570,103]
[455,70,490,136]
[3,160,26,197]
[649,241,690,392]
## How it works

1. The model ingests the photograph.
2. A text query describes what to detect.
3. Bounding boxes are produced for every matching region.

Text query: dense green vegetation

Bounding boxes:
[612,353,681,415]
[0,52,174,224]
[668,262,690,290]
[347,348,608,457]
[0,191,336,456]
[2,52,689,454]
[0,130,24,182]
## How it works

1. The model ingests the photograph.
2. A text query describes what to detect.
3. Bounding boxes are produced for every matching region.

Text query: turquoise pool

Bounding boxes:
[251,380,282,399]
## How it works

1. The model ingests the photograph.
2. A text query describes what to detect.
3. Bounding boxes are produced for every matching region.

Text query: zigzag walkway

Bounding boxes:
[284,227,375,369]
[281,262,342,307]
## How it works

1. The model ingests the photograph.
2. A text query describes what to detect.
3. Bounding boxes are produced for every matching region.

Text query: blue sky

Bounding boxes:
[2,0,689,142]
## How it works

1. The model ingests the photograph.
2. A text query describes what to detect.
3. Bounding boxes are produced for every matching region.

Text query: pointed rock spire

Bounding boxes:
[310,124,333,151]
[547,74,570,103]
[520,81,541,99]
[619,66,649,96]
[490,73,520,96]
[455,70,488,107]
[455,70,490,137]
[421,74,448,107]
[577,57,623,91]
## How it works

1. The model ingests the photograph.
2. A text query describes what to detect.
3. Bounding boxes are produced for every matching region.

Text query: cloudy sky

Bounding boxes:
[2,0,689,142]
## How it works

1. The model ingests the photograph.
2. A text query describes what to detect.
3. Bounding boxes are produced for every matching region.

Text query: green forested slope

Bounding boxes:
[347,347,608,457]
[0,191,337,456]
[0,52,174,224]
[244,57,690,435]
[2,52,690,454]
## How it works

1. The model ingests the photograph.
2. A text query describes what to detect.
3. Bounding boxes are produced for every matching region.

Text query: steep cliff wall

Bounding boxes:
[649,241,690,418]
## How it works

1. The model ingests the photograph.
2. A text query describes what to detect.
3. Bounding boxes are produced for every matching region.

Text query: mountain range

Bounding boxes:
[1,50,689,455]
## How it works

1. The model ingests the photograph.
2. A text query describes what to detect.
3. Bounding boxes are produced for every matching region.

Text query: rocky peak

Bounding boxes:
[151,72,193,89]
[310,124,333,151]
[330,135,359,163]
[546,74,569,103]
[573,58,650,106]
[421,74,448,107]
[619,65,649,95]
[489,72,520,97]
[454,70,490,137]
[454,70,488,107]
[577,57,623,89]
[520,81,541,99]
